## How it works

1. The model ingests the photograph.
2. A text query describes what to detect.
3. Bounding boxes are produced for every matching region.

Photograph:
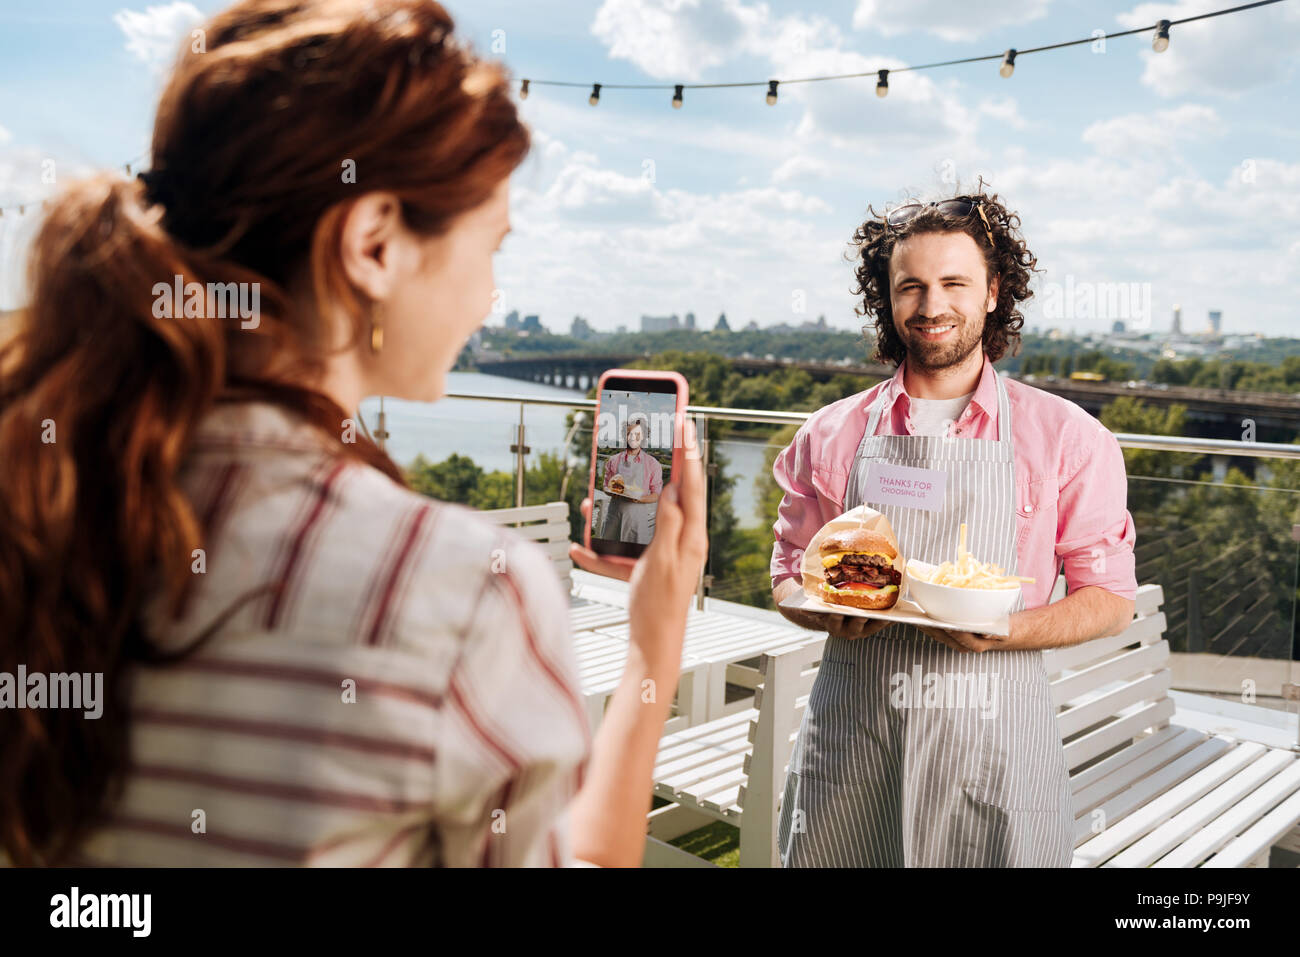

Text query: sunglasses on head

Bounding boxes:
[884,198,995,248]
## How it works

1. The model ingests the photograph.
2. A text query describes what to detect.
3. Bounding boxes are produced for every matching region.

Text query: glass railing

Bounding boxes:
[359,389,1300,701]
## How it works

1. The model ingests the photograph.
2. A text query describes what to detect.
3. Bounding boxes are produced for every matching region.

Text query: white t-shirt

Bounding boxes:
[907,390,973,437]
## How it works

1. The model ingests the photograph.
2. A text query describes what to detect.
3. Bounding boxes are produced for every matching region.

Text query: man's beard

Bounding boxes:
[899,314,984,371]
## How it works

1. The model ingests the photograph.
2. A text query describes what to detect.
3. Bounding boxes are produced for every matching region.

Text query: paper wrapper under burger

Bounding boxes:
[800,504,908,603]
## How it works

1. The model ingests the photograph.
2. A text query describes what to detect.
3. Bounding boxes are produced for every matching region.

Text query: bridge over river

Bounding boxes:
[475,352,1300,445]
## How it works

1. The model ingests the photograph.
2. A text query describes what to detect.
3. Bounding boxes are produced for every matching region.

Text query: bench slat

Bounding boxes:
[1057,669,1173,739]
[1076,742,1266,866]
[1106,748,1294,867]
[1203,782,1300,868]
[1072,736,1233,854]
[1072,726,1206,814]
[1063,697,1176,772]
[1155,758,1300,867]
[1045,612,1166,680]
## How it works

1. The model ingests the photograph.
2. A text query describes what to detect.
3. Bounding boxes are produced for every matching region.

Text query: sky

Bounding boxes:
[1,0,1298,337]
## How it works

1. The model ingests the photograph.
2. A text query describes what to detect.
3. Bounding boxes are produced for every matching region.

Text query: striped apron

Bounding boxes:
[776,368,1074,867]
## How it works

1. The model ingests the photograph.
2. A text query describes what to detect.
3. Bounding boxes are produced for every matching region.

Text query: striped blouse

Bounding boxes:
[76,400,592,867]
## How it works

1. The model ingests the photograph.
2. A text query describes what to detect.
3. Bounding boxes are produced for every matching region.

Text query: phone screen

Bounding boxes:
[589,376,680,559]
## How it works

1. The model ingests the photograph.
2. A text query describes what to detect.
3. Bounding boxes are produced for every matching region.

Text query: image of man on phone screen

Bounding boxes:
[601,414,663,543]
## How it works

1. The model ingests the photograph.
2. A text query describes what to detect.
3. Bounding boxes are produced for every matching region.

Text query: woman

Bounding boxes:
[0,0,706,867]
[601,415,663,544]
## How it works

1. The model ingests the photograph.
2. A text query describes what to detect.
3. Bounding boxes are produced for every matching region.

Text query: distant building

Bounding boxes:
[1208,310,1222,335]
[684,312,696,330]
[521,314,543,333]
[616,324,628,335]
[570,316,595,340]
[1171,304,1182,335]
[503,309,520,330]
[1112,320,1126,333]
[714,312,731,332]
[641,313,681,333]
[744,319,760,332]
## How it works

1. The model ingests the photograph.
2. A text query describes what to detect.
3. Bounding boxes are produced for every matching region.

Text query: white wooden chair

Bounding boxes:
[646,580,1300,868]
[644,636,824,868]
[479,501,573,594]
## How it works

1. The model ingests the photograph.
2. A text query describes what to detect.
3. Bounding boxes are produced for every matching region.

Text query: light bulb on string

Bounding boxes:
[588,83,600,106]
[766,80,778,105]
[875,69,889,98]
[519,78,529,99]
[672,84,683,109]
[1153,19,1171,52]
[999,49,1016,78]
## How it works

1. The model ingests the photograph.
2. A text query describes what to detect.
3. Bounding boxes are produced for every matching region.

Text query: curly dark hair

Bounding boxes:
[849,183,1040,366]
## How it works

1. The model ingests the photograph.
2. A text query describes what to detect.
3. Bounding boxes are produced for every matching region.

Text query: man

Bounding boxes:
[769,192,1137,867]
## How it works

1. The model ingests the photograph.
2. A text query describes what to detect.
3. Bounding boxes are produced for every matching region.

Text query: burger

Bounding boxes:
[609,474,626,495]
[816,529,901,610]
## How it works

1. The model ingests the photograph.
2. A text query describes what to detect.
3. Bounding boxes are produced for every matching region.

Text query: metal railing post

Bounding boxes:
[695,414,714,611]
[509,402,529,509]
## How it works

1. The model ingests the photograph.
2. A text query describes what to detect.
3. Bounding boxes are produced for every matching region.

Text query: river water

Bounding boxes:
[358,371,773,529]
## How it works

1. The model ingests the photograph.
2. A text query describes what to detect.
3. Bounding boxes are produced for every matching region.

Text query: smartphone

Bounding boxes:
[583,369,690,566]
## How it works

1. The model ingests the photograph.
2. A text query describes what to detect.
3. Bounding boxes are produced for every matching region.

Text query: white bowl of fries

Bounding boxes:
[904,526,1034,627]
[905,559,1023,626]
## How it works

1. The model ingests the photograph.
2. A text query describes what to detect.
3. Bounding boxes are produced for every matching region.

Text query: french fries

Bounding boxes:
[916,522,1036,589]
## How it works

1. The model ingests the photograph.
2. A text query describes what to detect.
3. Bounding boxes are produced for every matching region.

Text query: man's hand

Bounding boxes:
[918,587,1136,653]
[772,577,892,640]
[914,625,1009,653]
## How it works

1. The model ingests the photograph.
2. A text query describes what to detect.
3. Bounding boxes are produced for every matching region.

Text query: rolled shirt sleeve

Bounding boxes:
[648,456,663,496]
[1055,425,1138,600]
[770,425,828,589]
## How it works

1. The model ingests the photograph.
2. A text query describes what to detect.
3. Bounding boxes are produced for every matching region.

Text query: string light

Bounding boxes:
[510,1,1281,111]
[0,1,1284,216]
[1153,19,1172,52]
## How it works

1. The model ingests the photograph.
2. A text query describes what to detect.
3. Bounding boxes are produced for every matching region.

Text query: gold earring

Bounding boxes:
[370,303,384,354]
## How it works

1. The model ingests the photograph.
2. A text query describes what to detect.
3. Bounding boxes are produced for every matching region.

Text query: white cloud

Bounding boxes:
[113,2,204,71]
[852,0,1053,42]
[590,0,767,80]
[1116,0,1300,97]
[977,96,1028,131]
[771,154,830,184]
[1081,103,1222,157]
[0,126,11,146]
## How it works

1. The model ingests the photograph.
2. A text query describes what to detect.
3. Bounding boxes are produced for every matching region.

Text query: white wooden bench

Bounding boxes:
[1057,585,1300,867]
[645,581,1300,868]
[480,501,574,594]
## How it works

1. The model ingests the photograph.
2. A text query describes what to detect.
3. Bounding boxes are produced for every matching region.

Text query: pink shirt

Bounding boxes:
[770,353,1138,610]
[604,448,664,496]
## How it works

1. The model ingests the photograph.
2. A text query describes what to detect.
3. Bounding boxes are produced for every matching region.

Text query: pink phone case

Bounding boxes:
[583,368,690,568]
